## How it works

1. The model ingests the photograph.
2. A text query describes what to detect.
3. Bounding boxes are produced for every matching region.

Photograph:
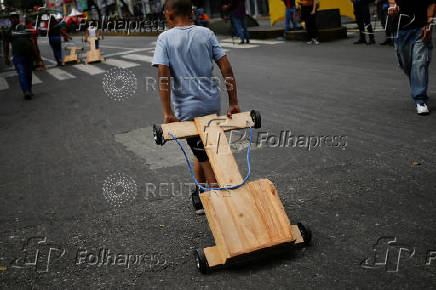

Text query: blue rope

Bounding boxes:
[168,121,252,191]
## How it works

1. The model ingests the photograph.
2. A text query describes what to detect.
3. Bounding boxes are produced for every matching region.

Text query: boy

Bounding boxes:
[152,0,241,213]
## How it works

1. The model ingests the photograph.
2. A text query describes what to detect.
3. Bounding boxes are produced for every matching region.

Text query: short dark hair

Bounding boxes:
[166,0,192,17]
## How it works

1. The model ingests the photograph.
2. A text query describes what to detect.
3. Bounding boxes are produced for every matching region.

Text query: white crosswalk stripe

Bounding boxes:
[32,73,42,85]
[219,42,259,49]
[104,58,139,69]
[121,54,153,63]
[220,38,282,45]
[47,68,76,80]
[73,64,106,75]
[0,77,9,91]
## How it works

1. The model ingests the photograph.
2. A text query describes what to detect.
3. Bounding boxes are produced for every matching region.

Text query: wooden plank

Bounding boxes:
[290,225,304,244]
[194,114,243,187]
[202,179,295,259]
[161,111,254,141]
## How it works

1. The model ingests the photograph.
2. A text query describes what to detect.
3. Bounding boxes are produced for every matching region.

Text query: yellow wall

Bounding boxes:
[269,0,355,26]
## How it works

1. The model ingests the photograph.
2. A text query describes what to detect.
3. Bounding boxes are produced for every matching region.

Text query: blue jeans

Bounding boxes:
[13,56,33,94]
[285,8,296,32]
[395,28,433,105]
[231,16,249,43]
[49,36,62,64]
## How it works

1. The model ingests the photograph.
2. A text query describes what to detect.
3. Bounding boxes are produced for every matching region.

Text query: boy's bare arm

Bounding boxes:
[216,56,241,117]
[158,65,179,124]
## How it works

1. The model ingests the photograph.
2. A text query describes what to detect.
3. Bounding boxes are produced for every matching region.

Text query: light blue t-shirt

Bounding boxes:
[152,25,226,121]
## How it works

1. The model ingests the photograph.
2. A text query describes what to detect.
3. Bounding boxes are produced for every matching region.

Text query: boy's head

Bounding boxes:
[164,0,192,27]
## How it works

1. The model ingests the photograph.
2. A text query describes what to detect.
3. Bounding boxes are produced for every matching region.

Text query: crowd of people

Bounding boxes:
[2,0,435,115]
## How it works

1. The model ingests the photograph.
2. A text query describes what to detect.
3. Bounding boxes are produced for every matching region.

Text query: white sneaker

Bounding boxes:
[416,103,430,115]
[306,39,314,45]
[312,38,320,45]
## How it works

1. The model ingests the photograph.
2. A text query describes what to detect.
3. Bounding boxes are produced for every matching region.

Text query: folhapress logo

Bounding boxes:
[10,237,65,273]
[361,236,436,272]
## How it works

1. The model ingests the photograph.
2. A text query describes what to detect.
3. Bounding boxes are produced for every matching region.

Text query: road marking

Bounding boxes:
[104,58,139,69]
[32,73,42,84]
[103,48,152,58]
[73,64,106,75]
[121,54,153,63]
[47,68,76,80]
[0,70,17,78]
[221,38,282,45]
[41,56,57,65]
[219,42,259,49]
[115,127,258,170]
[100,45,154,51]
[0,77,9,90]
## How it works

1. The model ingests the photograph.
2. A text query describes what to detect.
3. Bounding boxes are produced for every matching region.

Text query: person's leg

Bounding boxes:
[199,161,218,187]
[285,8,292,32]
[12,56,30,94]
[231,16,244,43]
[354,3,366,42]
[241,16,250,42]
[301,6,311,40]
[394,30,414,79]
[50,36,62,64]
[410,34,433,105]
[362,3,375,43]
[24,56,33,94]
[194,158,206,184]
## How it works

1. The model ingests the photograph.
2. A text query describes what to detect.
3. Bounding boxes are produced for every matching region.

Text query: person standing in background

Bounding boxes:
[230,0,250,44]
[3,12,34,100]
[48,15,71,66]
[282,0,299,33]
[299,0,319,45]
[352,0,376,44]
[388,0,436,115]
[85,21,101,49]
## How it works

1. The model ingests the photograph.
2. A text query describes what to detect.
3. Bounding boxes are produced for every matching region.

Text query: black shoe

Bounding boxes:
[353,39,367,44]
[367,39,376,45]
[191,186,204,215]
[246,39,250,44]
[238,41,244,45]
[24,92,32,100]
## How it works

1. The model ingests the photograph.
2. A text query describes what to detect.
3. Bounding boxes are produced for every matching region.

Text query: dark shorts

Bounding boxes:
[186,137,209,162]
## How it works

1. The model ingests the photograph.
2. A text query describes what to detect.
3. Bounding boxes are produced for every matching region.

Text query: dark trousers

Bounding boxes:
[13,56,33,94]
[354,2,375,41]
[301,6,318,40]
[49,36,62,64]
[231,16,250,42]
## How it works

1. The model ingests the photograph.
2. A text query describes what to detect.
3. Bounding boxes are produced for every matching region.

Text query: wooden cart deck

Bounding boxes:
[154,111,310,272]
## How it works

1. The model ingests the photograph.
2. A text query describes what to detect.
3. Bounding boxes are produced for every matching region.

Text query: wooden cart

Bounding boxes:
[85,36,104,64]
[63,46,83,64]
[153,110,311,273]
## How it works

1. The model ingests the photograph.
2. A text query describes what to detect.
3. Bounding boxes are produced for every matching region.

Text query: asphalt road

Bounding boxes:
[1,32,436,289]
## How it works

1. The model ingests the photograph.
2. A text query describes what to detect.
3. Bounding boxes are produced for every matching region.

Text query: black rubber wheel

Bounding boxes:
[191,186,204,211]
[195,248,210,274]
[297,222,312,246]
[250,110,261,129]
[153,124,165,145]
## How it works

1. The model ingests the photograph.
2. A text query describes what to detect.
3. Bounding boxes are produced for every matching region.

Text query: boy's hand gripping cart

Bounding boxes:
[153,111,311,273]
